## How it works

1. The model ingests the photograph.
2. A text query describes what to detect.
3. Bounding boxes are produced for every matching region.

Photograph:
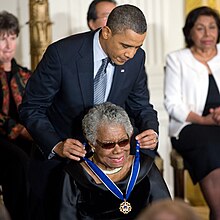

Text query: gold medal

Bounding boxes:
[119,200,132,214]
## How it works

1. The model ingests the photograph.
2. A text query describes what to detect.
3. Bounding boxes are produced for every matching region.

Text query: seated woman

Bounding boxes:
[164,6,220,220]
[59,102,170,220]
[0,11,33,220]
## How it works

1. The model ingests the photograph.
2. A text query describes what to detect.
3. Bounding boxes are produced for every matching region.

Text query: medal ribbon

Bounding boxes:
[83,141,140,202]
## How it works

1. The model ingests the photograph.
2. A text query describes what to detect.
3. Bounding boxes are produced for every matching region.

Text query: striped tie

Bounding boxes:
[94,57,109,104]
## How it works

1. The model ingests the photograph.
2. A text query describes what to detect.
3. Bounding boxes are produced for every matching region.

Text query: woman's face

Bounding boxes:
[190,15,218,50]
[93,123,130,170]
[0,33,17,64]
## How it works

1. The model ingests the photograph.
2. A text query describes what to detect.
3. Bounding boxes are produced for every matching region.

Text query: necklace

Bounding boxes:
[99,166,122,175]
[92,157,122,175]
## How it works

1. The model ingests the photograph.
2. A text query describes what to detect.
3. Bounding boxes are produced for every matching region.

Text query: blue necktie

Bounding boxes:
[94,57,109,104]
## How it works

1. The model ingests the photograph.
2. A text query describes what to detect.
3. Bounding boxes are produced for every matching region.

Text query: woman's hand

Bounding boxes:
[187,111,217,125]
[20,127,33,141]
[8,124,33,140]
[8,124,23,140]
[210,107,220,125]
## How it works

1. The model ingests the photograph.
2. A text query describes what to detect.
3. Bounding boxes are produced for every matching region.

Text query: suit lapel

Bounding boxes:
[77,57,94,107]
[76,32,95,107]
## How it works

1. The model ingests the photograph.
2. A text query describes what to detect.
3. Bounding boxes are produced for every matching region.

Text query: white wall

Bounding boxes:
[1,0,186,196]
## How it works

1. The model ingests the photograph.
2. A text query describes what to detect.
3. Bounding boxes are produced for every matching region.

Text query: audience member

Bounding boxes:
[164,6,220,220]
[59,102,170,219]
[19,4,159,219]
[137,199,201,220]
[87,0,116,30]
[0,11,32,220]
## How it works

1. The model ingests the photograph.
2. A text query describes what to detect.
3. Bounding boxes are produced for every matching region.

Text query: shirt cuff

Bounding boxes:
[48,141,63,159]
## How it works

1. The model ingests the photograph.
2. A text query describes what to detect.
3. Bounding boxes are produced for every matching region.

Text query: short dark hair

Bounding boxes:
[106,4,147,35]
[0,11,20,36]
[87,0,117,24]
[183,6,220,48]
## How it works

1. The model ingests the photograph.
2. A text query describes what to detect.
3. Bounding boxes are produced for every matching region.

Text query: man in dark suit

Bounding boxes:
[19,4,159,219]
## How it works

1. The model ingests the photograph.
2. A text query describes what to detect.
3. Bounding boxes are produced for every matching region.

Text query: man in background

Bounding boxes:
[87,0,116,30]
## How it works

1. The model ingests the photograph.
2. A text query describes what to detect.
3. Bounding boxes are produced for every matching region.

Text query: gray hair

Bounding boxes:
[106,4,147,35]
[82,102,133,145]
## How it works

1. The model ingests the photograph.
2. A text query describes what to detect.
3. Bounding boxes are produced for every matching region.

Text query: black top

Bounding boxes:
[59,153,171,220]
[203,74,220,116]
[172,74,220,183]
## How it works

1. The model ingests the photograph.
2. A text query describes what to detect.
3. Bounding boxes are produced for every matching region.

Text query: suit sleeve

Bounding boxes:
[19,44,62,157]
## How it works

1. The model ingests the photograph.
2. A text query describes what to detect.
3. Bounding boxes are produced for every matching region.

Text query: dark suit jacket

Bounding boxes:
[19,30,158,158]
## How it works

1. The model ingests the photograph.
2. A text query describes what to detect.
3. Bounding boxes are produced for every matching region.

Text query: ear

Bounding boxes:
[88,20,96,31]
[101,26,112,39]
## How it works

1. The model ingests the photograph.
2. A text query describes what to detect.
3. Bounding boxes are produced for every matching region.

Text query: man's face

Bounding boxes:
[101,27,146,65]
[89,1,116,30]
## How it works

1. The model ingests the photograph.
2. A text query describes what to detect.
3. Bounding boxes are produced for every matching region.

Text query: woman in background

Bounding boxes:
[0,11,32,220]
[164,6,220,220]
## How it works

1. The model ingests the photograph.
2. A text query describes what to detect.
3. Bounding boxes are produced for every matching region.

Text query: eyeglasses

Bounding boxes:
[96,138,130,150]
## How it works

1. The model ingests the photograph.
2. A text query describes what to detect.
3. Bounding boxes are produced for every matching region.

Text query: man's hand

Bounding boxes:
[54,139,86,161]
[135,129,158,150]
